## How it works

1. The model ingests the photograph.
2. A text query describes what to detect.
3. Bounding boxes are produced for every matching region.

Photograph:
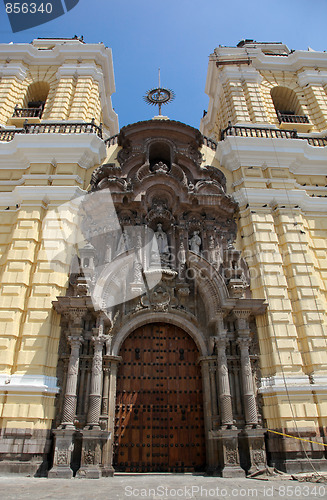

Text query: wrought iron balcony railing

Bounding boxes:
[276,110,310,125]
[220,124,327,147]
[12,106,43,119]
[0,120,103,141]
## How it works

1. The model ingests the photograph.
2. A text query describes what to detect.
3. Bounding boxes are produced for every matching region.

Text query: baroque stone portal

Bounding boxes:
[51,119,267,477]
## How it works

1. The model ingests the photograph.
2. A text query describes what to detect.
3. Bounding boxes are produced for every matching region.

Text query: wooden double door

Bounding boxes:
[114,323,206,472]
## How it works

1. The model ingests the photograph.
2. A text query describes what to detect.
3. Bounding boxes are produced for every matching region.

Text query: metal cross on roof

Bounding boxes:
[144,69,175,116]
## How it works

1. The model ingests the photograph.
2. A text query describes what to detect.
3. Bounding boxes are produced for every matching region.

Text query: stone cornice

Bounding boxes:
[0,185,86,206]
[259,375,327,395]
[233,187,327,213]
[218,135,327,174]
[0,374,59,394]
[0,132,106,169]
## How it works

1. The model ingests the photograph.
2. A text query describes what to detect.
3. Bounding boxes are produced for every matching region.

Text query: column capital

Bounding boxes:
[215,310,228,335]
[234,309,251,333]
[92,335,106,349]
[63,307,87,327]
[67,334,83,349]
[213,334,228,350]
[237,336,252,350]
[233,309,251,320]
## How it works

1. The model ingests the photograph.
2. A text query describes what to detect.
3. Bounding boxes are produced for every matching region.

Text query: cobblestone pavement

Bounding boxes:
[0,474,327,500]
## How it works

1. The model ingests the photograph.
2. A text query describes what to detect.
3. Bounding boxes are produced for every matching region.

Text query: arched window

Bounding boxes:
[270,86,309,126]
[148,141,172,170]
[13,81,50,120]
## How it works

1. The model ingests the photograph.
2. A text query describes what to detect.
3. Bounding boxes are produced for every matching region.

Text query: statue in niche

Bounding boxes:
[153,161,169,173]
[189,231,201,254]
[154,223,169,254]
[116,227,131,255]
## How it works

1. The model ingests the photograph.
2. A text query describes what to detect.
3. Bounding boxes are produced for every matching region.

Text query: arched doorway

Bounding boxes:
[113,323,206,472]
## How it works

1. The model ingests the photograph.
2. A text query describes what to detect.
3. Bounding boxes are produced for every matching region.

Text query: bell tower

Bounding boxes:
[201,40,327,472]
[0,37,118,476]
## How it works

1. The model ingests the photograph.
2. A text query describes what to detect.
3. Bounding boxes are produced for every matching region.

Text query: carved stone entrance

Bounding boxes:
[114,323,206,472]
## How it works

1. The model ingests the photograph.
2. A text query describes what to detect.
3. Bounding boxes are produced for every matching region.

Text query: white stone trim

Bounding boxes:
[218,136,327,174]
[232,187,327,212]
[0,374,59,394]
[218,65,263,85]
[0,174,83,186]
[0,185,86,206]
[259,375,327,395]
[209,46,327,75]
[0,62,27,80]
[0,133,106,169]
[297,69,327,87]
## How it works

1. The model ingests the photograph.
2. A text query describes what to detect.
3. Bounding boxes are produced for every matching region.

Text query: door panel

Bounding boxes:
[114,323,206,472]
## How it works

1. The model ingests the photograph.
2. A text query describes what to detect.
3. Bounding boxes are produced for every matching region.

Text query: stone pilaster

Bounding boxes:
[77,429,110,479]
[199,357,218,474]
[217,429,245,478]
[102,356,122,476]
[242,428,267,474]
[48,429,77,478]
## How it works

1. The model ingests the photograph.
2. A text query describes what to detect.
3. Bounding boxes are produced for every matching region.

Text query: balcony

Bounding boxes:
[9,105,44,126]
[276,110,312,133]
[220,124,327,147]
[0,120,103,142]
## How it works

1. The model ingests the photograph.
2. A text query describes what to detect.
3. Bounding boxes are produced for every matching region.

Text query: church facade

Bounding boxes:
[0,38,326,477]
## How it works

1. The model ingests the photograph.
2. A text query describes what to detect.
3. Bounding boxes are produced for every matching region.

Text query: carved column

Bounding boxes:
[86,335,105,429]
[102,356,111,416]
[234,311,259,429]
[234,311,266,473]
[213,313,244,477]
[61,334,83,429]
[213,313,235,429]
[237,336,259,428]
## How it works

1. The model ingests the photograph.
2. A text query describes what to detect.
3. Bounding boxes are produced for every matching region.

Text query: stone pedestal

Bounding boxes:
[217,429,245,478]
[48,429,75,478]
[244,428,267,474]
[76,430,110,478]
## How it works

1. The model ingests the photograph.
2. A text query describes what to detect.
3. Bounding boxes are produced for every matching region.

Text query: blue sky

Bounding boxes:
[0,0,326,130]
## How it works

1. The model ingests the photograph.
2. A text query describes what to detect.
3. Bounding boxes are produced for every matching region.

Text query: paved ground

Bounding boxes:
[0,474,326,500]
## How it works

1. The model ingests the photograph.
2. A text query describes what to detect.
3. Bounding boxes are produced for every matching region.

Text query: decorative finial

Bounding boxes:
[144,68,175,116]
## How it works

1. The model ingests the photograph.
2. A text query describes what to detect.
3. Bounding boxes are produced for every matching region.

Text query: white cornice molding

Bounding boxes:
[297,69,327,87]
[247,48,327,72]
[218,136,327,174]
[233,187,327,213]
[0,185,86,206]
[219,65,263,85]
[0,62,27,80]
[0,132,106,169]
[0,374,59,394]
[259,375,327,395]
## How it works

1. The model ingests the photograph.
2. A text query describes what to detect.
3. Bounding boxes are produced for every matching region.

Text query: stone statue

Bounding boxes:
[116,228,131,255]
[154,223,169,254]
[189,231,201,254]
